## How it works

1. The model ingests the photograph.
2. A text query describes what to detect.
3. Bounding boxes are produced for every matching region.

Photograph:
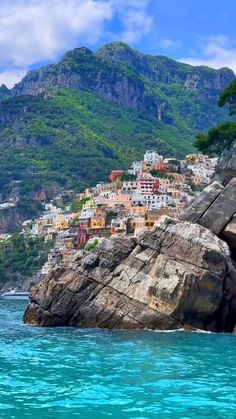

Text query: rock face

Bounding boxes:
[222,217,236,249]
[12,42,234,116]
[214,140,236,185]
[0,207,25,234]
[181,178,236,234]
[96,43,234,93]
[182,178,236,236]
[0,84,10,101]
[199,178,236,234]
[180,181,224,223]
[24,217,236,332]
[24,140,236,332]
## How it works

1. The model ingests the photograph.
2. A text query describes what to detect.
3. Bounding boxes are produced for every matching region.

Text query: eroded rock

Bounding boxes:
[24,217,236,332]
[222,216,236,249]
[214,140,236,185]
[198,178,236,234]
[180,181,223,223]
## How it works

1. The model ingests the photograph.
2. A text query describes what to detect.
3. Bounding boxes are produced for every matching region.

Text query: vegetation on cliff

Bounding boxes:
[218,79,236,115]
[195,79,236,153]
[0,84,10,101]
[0,234,52,285]
[0,42,234,207]
[0,89,195,201]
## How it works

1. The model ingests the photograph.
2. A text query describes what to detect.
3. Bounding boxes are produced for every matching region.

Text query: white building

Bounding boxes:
[132,193,172,210]
[122,181,138,193]
[79,206,96,219]
[144,150,163,165]
[187,164,214,182]
[129,161,142,175]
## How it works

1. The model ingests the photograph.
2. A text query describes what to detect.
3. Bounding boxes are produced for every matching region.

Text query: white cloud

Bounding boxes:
[0,69,27,88]
[158,39,181,49]
[0,0,113,68]
[0,0,152,87]
[180,35,236,73]
[158,39,174,48]
[119,9,153,44]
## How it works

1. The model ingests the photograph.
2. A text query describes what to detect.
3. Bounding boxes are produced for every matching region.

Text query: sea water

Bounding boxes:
[0,301,236,419]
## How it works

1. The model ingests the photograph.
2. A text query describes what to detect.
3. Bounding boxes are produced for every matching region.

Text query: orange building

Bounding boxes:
[90,209,107,229]
[154,161,169,172]
[171,173,186,182]
[160,207,171,216]
[108,170,124,182]
[128,206,148,217]
[114,194,132,208]
[191,175,205,185]
[141,162,152,173]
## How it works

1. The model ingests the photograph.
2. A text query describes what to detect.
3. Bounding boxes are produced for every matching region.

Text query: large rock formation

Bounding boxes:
[181,178,236,235]
[214,140,236,185]
[179,181,224,224]
[24,216,236,332]
[11,42,234,125]
[13,42,234,104]
[24,141,236,333]
[222,217,236,249]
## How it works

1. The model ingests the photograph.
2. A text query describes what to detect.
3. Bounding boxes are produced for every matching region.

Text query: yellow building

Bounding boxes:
[141,162,152,173]
[84,199,96,208]
[128,206,147,217]
[63,237,75,249]
[53,215,69,231]
[90,209,107,229]
[114,194,132,208]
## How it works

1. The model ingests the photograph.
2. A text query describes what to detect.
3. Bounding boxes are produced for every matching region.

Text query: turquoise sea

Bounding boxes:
[1,301,236,419]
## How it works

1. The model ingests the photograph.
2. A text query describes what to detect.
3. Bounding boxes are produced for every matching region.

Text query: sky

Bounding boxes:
[0,0,236,87]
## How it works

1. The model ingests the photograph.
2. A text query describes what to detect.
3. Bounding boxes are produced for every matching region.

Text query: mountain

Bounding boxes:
[0,42,235,226]
[0,84,10,101]
[12,42,234,127]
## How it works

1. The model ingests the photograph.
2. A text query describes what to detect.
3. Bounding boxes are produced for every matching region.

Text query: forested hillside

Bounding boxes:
[0,42,234,218]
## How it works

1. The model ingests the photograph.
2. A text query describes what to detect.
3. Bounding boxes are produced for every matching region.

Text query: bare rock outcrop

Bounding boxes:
[180,181,224,223]
[214,140,236,185]
[24,140,236,332]
[222,217,236,249]
[181,178,236,235]
[24,217,236,332]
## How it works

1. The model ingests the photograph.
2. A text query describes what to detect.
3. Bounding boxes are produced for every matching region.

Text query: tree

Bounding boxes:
[218,79,236,115]
[195,123,236,154]
[72,197,89,212]
[195,80,236,154]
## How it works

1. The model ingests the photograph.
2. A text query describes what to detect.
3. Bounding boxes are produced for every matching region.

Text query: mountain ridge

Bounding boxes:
[9,41,235,132]
[12,41,235,95]
[0,41,235,230]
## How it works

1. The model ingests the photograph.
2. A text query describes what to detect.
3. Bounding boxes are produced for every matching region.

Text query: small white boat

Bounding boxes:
[0,290,30,300]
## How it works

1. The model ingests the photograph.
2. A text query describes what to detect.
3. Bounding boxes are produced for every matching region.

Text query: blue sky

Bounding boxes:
[0,0,235,87]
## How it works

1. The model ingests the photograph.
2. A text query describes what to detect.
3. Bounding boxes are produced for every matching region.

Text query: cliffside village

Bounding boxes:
[0,150,217,277]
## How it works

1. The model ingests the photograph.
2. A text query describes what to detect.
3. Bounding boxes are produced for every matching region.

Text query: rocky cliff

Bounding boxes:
[23,216,236,332]
[96,42,234,94]
[12,42,234,115]
[24,143,236,332]
[11,42,235,124]
[0,42,235,231]
[0,84,10,101]
[213,140,236,185]
[0,207,25,234]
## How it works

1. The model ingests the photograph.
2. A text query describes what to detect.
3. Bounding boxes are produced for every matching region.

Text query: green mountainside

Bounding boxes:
[0,42,235,218]
[0,84,10,101]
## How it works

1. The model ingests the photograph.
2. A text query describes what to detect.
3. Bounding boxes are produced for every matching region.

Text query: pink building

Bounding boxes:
[137,176,160,195]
